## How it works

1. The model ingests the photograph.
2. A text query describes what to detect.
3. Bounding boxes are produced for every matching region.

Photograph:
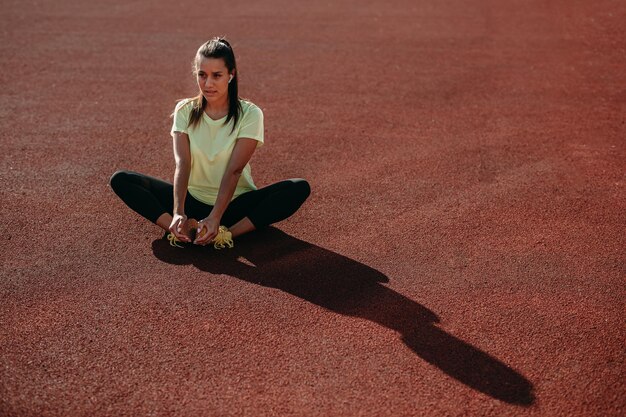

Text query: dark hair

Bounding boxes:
[187,37,242,133]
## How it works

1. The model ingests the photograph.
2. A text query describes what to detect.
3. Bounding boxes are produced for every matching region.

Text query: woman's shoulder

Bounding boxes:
[174,97,196,112]
[239,99,263,118]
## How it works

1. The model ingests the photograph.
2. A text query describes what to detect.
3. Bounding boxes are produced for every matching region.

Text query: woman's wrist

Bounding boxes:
[205,214,220,222]
[201,209,222,223]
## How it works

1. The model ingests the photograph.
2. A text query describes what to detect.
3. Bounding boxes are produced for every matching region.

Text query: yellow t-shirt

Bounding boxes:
[170,98,264,205]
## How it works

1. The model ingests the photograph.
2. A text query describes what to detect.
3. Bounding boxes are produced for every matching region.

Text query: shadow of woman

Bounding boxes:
[152,227,534,405]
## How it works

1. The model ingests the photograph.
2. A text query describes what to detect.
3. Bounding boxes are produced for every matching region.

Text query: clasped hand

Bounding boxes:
[194,216,220,245]
[168,213,191,243]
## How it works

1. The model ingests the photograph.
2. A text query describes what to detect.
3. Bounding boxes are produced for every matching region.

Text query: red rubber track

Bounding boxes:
[1,0,624,416]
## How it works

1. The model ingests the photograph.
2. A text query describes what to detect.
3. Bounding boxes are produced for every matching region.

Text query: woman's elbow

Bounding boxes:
[226,166,245,177]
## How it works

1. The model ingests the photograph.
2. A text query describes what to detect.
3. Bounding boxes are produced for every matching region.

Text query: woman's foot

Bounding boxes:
[180,218,199,241]
[165,218,199,247]
[194,224,234,249]
[164,219,233,249]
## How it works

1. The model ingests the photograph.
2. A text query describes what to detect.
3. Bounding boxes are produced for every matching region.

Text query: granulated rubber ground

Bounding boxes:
[0,0,624,416]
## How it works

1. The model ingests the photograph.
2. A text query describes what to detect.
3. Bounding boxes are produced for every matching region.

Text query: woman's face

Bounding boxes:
[196,57,233,104]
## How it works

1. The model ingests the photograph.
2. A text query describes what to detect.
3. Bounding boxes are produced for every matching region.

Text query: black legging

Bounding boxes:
[109,170,310,229]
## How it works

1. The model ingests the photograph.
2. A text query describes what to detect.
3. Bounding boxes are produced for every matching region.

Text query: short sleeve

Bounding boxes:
[237,104,264,147]
[171,99,192,135]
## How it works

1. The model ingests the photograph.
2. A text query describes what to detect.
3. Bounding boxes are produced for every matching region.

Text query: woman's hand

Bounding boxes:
[194,216,220,245]
[169,213,191,242]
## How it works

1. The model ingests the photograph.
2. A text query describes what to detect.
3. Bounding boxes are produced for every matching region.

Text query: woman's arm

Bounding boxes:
[194,138,258,244]
[170,131,192,241]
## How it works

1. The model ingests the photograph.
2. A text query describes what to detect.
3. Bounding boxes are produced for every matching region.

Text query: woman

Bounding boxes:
[110,37,310,248]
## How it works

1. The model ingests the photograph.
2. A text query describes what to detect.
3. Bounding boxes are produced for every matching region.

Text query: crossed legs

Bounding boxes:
[110,170,310,240]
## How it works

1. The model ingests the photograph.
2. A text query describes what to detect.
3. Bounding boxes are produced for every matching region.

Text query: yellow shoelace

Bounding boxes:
[213,226,234,249]
[167,225,234,250]
[166,232,185,248]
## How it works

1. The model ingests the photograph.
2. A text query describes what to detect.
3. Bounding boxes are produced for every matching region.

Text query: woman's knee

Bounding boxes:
[109,170,131,192]
[289,178,311,203]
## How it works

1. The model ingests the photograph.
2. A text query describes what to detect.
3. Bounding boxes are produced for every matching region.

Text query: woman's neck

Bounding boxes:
[204,96,229,114]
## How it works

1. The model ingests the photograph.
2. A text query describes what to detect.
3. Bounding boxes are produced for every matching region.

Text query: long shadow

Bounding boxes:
[152,227,534,405]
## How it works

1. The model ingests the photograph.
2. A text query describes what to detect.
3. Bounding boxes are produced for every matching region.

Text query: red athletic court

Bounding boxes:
[1,0,624,415]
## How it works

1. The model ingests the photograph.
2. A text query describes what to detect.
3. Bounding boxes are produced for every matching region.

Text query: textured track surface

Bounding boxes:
[1,0,624,416]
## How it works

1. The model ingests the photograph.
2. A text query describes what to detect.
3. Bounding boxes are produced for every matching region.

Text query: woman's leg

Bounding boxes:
[109,170,213,231]
[222,178,311,237]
